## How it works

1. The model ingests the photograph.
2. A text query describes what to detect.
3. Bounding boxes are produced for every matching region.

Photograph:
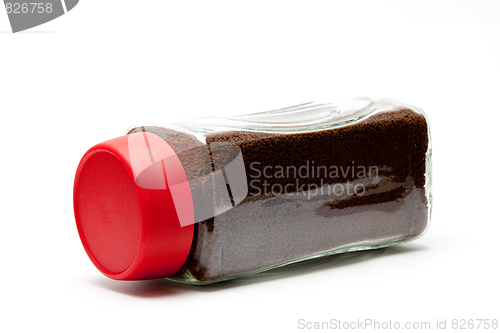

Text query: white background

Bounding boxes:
[1,1,499,332]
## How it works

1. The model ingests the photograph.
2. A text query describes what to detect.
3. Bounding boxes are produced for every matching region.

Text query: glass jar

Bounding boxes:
[73,97,432,284]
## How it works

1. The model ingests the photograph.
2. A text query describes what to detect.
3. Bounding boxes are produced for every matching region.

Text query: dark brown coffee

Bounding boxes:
[128,106,430,284]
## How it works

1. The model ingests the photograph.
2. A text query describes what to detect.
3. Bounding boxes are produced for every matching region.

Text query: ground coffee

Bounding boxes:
[127,98,431,284]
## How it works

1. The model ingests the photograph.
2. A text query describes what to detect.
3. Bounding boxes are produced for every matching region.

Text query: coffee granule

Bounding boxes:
[129,107,430,283]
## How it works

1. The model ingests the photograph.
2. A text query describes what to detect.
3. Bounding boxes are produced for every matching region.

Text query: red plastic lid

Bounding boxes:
[73,132,194,280]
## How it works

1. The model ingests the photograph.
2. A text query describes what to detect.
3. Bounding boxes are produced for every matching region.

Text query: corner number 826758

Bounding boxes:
[5,3,53,14]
